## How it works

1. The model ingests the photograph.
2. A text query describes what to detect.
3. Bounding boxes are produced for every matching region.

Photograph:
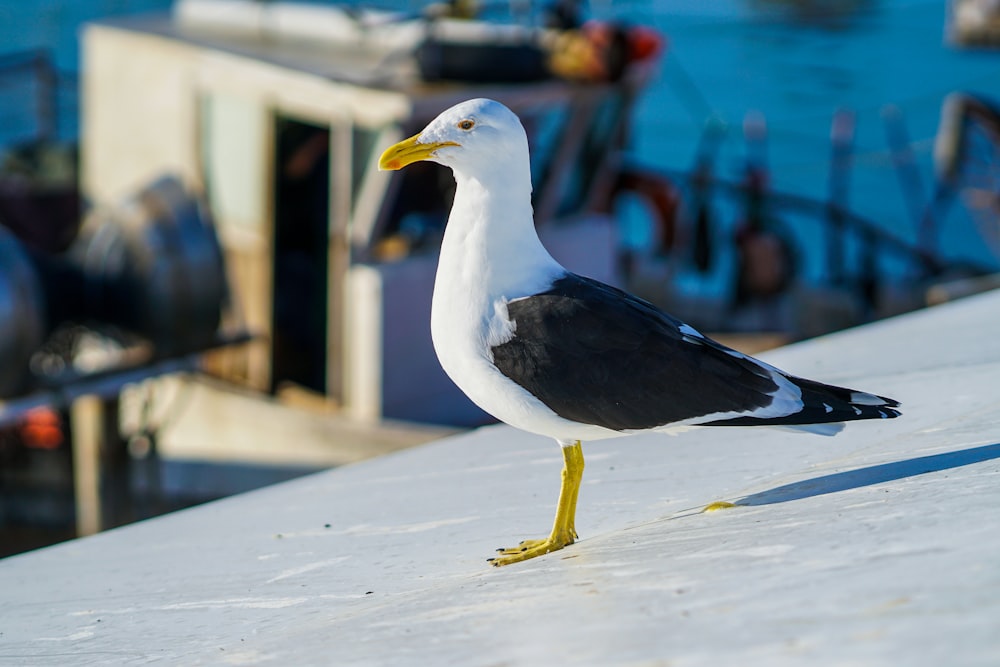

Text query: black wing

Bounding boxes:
[491,274,899,432]
[492,274,781,430]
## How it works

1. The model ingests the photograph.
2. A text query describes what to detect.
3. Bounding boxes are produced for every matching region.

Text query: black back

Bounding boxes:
[491,274,780,431]
[491,274,900,432]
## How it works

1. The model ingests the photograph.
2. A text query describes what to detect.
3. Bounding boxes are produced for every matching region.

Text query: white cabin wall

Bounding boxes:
[81,25,200,205]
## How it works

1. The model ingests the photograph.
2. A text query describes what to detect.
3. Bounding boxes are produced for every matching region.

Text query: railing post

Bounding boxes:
[35,49,58,142]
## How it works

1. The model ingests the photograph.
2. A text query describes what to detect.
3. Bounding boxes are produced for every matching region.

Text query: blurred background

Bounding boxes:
[1,0,998,556]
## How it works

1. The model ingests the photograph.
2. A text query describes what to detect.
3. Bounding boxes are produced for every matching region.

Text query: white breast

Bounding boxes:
[430,239,622,442]
[426,141,623,442]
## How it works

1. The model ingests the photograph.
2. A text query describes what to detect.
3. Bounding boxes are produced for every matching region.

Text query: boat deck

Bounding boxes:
[2,289,1000,665]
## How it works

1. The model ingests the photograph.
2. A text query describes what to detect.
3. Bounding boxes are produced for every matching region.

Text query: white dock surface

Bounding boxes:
[3,290,1000,666]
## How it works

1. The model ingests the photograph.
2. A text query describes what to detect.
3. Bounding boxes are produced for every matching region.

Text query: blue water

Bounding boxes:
[0,1,173,70]
[3,0,999,277]
[0,0,173,141]
[610,0,1000,269]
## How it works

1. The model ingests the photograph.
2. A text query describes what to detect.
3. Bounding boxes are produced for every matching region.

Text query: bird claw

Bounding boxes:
[495,538,544,555]
[489,532,576,566]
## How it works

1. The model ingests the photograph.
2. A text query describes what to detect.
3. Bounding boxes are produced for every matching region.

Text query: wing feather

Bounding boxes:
[491,274,779,431]
[491,274,900,432]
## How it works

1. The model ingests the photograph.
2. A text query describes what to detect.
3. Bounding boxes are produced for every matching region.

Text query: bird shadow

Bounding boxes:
[738,442,1000,506]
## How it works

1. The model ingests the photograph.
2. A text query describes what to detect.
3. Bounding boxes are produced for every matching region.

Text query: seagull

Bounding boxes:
[378,98,900,566]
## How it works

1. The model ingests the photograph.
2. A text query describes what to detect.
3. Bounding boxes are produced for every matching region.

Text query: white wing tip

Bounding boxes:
[850,391,889,406]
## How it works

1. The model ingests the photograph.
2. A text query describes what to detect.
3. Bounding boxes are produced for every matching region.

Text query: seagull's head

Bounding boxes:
[378,98,529,176]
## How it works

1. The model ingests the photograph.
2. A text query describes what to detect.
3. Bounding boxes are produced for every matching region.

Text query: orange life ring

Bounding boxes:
[609,167,680,254]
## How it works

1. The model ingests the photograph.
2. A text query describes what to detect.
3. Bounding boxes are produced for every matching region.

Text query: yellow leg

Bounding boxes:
[489,440,585,567]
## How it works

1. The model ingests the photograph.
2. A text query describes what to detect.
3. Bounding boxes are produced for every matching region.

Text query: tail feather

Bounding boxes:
[705,375,901,429]
[794,376,900,420]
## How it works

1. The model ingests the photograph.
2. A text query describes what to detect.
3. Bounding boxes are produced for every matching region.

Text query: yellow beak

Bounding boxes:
[378,133,459,171]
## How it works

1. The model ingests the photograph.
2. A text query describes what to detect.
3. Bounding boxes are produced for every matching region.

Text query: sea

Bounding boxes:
[2,0,998,283]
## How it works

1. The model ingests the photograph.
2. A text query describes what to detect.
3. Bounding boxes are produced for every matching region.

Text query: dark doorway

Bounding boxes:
[272,117,330,394]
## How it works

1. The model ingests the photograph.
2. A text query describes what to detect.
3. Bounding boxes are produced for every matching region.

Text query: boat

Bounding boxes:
[79,0,663,426]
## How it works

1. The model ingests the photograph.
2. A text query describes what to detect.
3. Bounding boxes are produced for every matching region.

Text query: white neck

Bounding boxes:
[436,168,561,303]
[427,147,566,416]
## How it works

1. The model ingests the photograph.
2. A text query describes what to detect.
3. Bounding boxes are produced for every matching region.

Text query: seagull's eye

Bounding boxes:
[457,119,475,131]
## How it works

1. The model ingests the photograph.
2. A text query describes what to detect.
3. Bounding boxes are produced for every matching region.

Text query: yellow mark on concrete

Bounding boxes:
[703,501,738,512]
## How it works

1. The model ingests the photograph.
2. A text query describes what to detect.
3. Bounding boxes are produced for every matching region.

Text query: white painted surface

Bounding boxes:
[3,290,1000,666]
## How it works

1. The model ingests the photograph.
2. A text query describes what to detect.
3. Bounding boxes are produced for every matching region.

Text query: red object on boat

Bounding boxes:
[20,407,63,450]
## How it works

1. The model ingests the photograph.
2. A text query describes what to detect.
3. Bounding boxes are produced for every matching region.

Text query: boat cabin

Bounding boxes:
[82,3,655,425]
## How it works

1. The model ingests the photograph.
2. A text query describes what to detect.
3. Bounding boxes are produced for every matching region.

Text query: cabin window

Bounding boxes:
[351,126,380,209]
[196,92,277,390]
[199,93,270,237]
[272,116,331,394]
